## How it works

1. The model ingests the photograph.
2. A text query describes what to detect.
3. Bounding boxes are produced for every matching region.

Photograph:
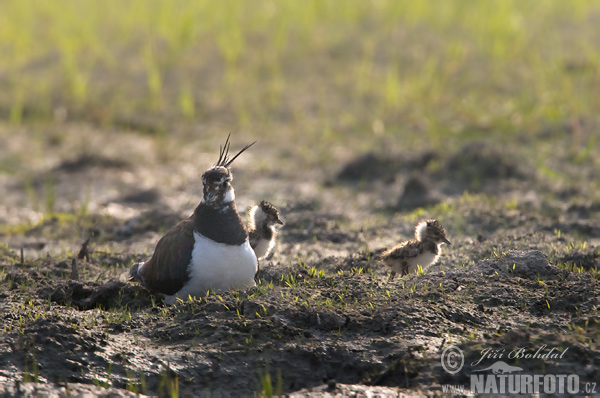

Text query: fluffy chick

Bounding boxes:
[381,219,450,279]
[248,201,284,260]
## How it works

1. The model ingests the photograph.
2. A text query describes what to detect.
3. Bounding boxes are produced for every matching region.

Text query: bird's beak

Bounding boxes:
[443,238,451,245]
[203,191,217,203]
[277,219,284,226]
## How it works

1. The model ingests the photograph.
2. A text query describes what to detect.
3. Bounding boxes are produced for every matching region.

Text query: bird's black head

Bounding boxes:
[201,135,255,206]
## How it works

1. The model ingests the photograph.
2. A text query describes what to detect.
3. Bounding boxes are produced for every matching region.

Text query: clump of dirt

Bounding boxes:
[335,151,437,183]
[396,175,443,209]
[334,142,536,212]
[556,247,599,271]
[443,142,529,189]
[3,268,155,310]
[39,279,155,310]
[54,154,131,173]
[336,152,397,182]
[476,250,559,279]
[282,209,356,244]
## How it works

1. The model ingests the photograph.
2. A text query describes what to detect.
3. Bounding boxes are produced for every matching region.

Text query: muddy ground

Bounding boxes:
[0,126,599,397]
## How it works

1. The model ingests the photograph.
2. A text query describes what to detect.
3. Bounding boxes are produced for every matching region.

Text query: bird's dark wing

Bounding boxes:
[138,217,195,295]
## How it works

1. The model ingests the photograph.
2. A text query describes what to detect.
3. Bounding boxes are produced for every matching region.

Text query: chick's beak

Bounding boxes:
[277,218,284,226]
[443,238,451,245]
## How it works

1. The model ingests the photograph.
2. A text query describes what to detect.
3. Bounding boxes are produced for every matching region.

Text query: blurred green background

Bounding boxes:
[1,0,599,152]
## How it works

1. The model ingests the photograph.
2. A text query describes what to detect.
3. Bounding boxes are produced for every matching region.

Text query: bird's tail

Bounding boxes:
[129,262,144,283]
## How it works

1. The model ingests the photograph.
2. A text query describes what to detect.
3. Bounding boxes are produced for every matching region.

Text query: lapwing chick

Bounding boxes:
[248,201,284,260]
[130,136,258,304]
[381,219,450,279]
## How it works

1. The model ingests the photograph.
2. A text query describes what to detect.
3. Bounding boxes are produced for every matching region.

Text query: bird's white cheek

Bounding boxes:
[223,187,235,203]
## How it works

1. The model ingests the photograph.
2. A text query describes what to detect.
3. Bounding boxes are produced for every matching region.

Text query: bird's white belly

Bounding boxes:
[166,232,257,304]
[407,251,439,274]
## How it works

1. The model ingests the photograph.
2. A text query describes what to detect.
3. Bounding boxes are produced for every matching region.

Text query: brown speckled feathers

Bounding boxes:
[137,217,195,295]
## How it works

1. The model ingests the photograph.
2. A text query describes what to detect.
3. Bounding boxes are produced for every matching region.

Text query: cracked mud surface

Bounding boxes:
[1,127,599,397]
